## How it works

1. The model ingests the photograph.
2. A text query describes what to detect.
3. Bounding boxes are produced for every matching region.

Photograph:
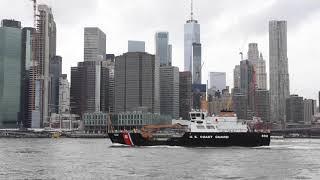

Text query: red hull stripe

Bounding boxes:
[122,132,134,146]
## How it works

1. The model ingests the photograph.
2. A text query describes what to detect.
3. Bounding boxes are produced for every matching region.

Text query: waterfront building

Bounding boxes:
[269,20,290,125]
[209,72,226,92]
[104,54,115,113]
[247,43,267,90]
[50,113,80,130]
[70,61,109,116]
[303,99,317,125]
[254,89,270,122]
[34,4,57,127]
[82,112,108,133]
[0,19,22,128]
[192,84,206,111]
[59,74,70,114]
[160,66,179,119]
[84,27,106,62]
[240,60,255,114]
[49,55,62,113]
[233,65,240,89]
[155,32,170,66]
[115,52,160,114]
[81,27,106,113]
[21,27,35,128]
[179,71,192,120]
[111,111,171,130]
[232,92,252,120]
[286,95,303,124]
[128,40,145,52]
[208,92,232,116]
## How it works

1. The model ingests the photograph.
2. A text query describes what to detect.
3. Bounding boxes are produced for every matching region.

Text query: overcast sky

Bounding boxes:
[1,0,320,100]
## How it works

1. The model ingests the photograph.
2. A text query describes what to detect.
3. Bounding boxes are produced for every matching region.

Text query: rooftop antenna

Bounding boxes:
[190,0,194,21]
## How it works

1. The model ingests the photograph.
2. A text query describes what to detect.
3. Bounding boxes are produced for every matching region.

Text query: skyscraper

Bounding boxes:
[49,55,62,114]
[233,65,240,89]
[269,20,290,125]
[84,27,106,62]
[184,0,201,77]
[286,95,303,124]
[247,43,267,90]
[33,4,57,127]
[303,99,317,125]
[115,52,160,113]
[128,40,145,52]
[0,19,22,128]
[240,60,255,109]
[168,44,172,66]
[160,66,179,119]
[179,71,192,119]
[70,61,109,116]
[58,74,70,113]
[239,60,255,120]
[21,27,35,128]
[104,54,115,113]
[209,72,226,92]
[192,43,202,84]
[83,27,106,112]
[255,89,270,122]
[155,32,169,66]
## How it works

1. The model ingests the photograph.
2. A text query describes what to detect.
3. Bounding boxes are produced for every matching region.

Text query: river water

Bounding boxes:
[0,138,319,180]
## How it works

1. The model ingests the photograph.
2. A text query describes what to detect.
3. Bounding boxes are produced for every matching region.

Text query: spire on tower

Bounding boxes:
[190,0,193,21]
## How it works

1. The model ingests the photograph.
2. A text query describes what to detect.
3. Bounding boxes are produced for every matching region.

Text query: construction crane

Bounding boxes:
[30,0,37,28]
[239,51,243,61]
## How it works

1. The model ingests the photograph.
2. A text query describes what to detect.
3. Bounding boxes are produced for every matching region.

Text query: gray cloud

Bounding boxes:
[1,0,319,99]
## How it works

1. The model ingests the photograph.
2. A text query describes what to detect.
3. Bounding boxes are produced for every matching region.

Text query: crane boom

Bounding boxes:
[31,0,37,28]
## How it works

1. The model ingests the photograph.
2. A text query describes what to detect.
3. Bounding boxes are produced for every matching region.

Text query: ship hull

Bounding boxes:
[108,132,270,147]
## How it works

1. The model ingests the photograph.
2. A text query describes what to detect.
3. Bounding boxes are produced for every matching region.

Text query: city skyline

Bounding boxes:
[1,0,320,100]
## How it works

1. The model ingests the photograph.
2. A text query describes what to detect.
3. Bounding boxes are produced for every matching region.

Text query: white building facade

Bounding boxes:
[59,74,70,113]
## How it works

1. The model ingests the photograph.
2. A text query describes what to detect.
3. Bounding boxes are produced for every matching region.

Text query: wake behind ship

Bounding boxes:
[108,111,270,147]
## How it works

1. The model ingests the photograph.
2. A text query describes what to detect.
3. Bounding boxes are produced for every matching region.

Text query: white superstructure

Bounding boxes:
[188,111,248,133]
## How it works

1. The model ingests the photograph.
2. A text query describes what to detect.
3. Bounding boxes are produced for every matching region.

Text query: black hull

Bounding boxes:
[108,132,270,147]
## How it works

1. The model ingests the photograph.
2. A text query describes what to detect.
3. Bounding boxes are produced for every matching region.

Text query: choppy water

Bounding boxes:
[0,138,320,179]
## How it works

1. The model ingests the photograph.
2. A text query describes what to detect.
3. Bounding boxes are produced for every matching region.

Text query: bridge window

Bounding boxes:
[206,125,215,129]
[191,114,196,119]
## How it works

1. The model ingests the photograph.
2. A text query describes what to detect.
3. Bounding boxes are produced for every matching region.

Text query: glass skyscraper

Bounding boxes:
[0,20,22,128]
[155,32,169,66]
[184,1,201,84]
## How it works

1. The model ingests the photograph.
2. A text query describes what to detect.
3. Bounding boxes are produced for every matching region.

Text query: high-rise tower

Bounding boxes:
[155,32,169,66]
[0,19,22,128]
[184,0,201,84]
[33,4,56,127]
[247,43,267,90]
[269,20,290,126]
